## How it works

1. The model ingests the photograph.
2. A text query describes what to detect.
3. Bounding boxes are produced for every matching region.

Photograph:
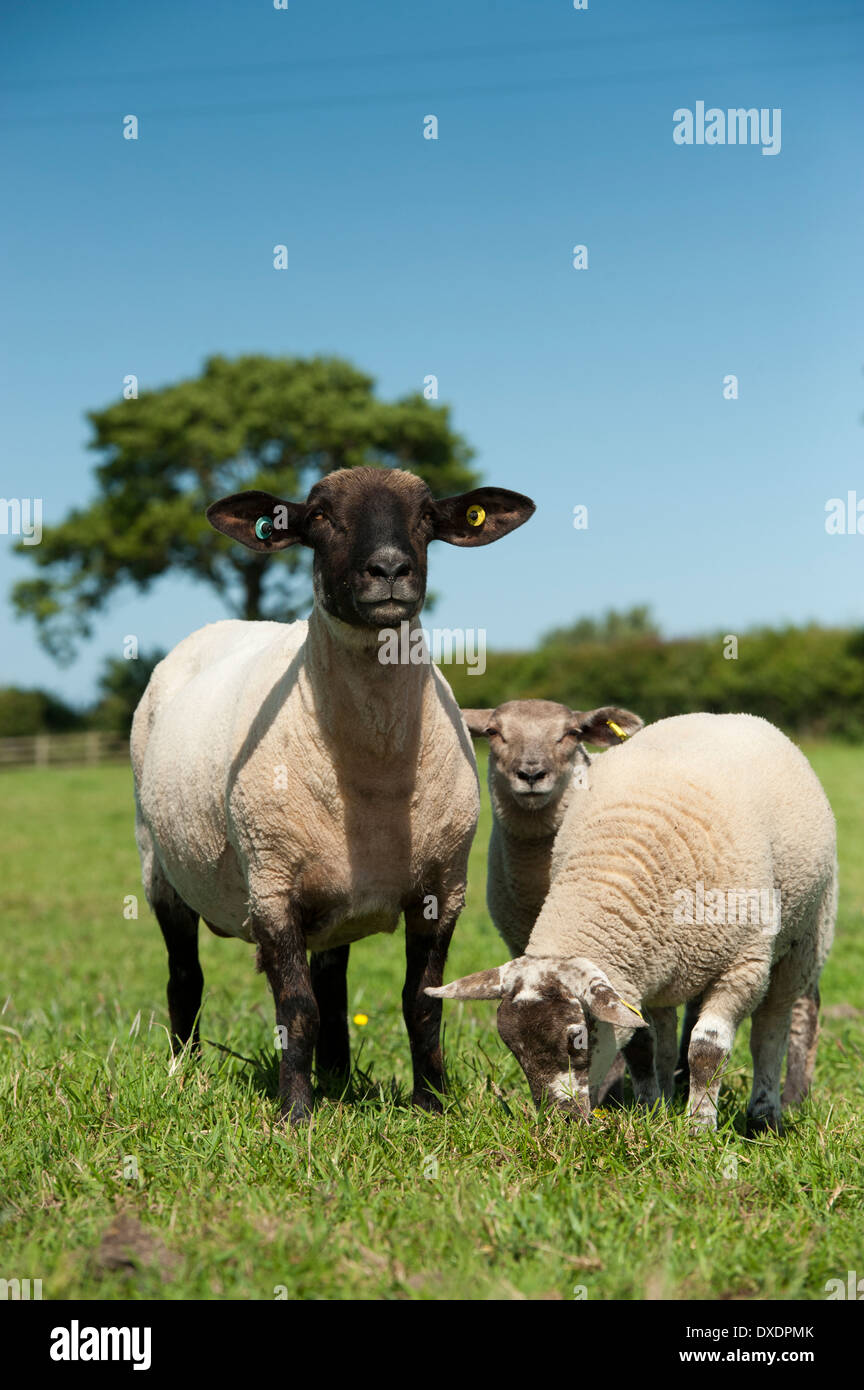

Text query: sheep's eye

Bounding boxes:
[309,509,327,523]
[487,728,504,741]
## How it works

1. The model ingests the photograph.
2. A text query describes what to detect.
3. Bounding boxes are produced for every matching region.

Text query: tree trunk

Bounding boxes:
[242,558,266,621]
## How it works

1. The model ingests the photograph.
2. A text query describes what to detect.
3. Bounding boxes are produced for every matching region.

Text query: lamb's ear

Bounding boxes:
[206,490,308,552]
[569,706,643,747]
[432,488,535,547]
[425,966,506,1000]
[583,976,648,1029]
[461,709,495,737]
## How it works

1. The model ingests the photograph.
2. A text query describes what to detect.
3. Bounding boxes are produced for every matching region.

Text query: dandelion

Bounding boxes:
[353,1013,369,1027]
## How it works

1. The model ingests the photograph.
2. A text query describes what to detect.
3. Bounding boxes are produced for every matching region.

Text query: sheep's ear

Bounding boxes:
[432,488,535,547]
[425,967,506,1000]
[461,709,495,737]
[569,706,643,747]
[206,490,308,552]
[583,977,648,1029]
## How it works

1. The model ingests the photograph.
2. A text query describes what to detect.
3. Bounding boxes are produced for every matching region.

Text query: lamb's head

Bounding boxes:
[462,702,643,813]
[206,466,535,629]
[426,956,647,1120]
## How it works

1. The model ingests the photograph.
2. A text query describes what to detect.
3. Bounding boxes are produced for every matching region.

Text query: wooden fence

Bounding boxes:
[0,731,130,769]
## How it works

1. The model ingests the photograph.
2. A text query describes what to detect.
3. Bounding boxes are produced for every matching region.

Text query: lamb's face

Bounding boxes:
[496,969,595,1118]
[462,702,645,812]
[426,955,648,1122]
[205,467,535,631]
[485,700,587,811]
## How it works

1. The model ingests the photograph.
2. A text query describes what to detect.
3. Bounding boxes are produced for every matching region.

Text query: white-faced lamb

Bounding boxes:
[131,466,535,1123]
[429,712,836,1135]
[461,701,644,956]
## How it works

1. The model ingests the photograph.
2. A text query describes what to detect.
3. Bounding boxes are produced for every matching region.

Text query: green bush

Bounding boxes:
[447,625,864,740]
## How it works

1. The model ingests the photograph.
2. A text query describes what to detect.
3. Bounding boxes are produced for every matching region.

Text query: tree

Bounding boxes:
[12,355,478,661]
[541,605,660,648]
[0,687,83,737]
[87,649,166,735]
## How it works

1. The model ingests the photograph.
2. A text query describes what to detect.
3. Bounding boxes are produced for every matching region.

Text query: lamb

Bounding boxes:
[428,712,836,1135]
[461,701,644,957]
[131,466,535,1123]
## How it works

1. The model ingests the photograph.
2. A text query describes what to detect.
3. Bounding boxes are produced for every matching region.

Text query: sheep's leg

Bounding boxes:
[782,988,820,1109]
[403,900,459,1112]
[255,913,319,1125]
[675,995,702,1088]
[596,1052,627,1107]
[652,1006,678,1100]
[686,977,753,1132]
[748,936,821,1134]
[622,1017,660,1109]
[746,998,791,1136]
[310,945,351,1089]
[155,897,203,1054]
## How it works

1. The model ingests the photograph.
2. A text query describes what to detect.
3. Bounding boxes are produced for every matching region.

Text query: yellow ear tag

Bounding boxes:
[620,999,644,1021]
[607,720,629,740]
[466,505,486,527]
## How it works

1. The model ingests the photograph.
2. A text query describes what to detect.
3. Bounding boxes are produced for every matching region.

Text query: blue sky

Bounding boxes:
[1,0,862,704]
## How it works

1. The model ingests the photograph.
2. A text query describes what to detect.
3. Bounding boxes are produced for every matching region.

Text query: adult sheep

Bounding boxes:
[429,713,836,1135]
[131,466,535,1123]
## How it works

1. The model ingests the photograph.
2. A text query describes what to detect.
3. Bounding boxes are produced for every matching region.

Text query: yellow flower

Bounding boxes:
[353,1013,369,1026]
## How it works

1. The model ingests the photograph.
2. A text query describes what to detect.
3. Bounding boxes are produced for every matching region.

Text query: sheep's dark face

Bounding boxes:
[426,955,648,1121]
[461,702,644,812]
[206,467,535,631]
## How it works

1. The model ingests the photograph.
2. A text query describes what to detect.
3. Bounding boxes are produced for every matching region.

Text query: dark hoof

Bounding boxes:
[746,1112,783,1138]
[280,1097,314,1126]
[412,1089,444,1114]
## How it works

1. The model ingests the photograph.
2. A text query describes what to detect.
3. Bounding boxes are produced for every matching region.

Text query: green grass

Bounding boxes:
[1,743,863,1300]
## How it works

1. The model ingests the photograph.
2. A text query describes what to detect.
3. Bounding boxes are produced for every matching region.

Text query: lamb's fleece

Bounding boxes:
[528,713,836,1013]
[131,612,479,950]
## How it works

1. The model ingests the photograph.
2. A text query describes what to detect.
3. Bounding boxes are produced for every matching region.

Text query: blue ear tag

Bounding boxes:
[255,516,273,541]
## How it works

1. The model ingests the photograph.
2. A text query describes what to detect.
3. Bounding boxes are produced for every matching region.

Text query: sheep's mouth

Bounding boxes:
[355,596,420,625]
[512,786,555,808]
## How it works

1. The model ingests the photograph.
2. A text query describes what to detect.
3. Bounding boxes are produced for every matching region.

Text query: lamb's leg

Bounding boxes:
[652,1006,679,1100]
[310,945,351,1090]
[686,978,753,1132]
[623,1015,660,1109]
[676,995,702,1088]
[747,996,791,1136]
[155,896,203,1054]
[782,988,820,1109]
[255,910,319,1125]
[403,898,459,1112]
[748,936,821,1134]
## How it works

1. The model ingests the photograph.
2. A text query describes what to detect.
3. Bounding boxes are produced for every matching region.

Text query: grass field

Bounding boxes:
[1,743,863,1301]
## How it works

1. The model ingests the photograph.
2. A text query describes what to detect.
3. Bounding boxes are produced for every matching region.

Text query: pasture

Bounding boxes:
[1,743,862,1301]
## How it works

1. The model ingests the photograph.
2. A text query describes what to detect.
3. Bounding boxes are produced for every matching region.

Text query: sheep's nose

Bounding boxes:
[516,767,548,786]
[365,547,413,581]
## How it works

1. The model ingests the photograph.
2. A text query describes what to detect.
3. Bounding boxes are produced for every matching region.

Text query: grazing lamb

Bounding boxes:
[461,701,644,956]
[428,713,836,1135]
[131,466,535,1123]
[461,700,643,1105]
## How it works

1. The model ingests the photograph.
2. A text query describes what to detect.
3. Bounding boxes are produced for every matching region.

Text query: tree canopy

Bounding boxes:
[12,355,478,661]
